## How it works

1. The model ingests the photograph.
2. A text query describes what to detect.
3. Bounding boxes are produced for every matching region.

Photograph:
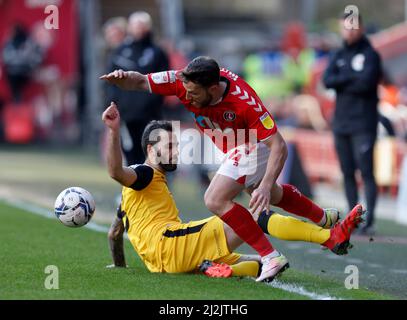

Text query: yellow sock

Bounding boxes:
[261,213,330,244]
[230,261,260,277]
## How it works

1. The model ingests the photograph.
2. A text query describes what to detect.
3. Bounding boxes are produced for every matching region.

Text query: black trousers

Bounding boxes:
[6,73,30,103]
[121,119,149,166]
[334,132,377,228]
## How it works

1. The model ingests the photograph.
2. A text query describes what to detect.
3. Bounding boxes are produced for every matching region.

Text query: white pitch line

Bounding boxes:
[390,269,407,274]
[326,254,342,260]
[266,280,339,300]
[4,197,383,300]
[285,243,305,250]
[306,248,323,255]
[345,258,364,264]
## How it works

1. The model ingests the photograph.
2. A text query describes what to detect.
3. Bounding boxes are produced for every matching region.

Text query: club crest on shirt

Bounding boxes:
[351,54,365,72]
[223,111,236,122]
[260,112,275,130]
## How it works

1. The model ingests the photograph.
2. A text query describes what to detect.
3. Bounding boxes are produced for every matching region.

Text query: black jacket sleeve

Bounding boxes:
[323,51,352,89]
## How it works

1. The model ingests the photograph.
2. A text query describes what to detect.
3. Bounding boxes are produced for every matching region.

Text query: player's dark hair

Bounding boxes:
[141,120,173,157]
[179,56,220,88]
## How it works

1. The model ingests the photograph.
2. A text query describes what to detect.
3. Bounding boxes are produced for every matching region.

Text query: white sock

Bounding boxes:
[317,211,327,227]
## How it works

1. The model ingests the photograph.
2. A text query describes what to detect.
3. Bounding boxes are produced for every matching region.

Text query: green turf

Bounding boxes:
[0,201,394,300]
[0,147,121,219]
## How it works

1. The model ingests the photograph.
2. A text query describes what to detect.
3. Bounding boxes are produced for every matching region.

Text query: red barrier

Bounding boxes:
[0,0,79,143]
[285,129,341,184]
[284,128,407,196]
[3,103,34,144]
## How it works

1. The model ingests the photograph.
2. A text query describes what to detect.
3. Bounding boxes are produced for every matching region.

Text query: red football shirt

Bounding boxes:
[147,68,277,153]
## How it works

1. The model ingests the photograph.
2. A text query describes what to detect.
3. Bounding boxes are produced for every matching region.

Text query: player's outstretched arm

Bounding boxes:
[100,69,149,91]
[106,216,127,268]
[102,102,138,186]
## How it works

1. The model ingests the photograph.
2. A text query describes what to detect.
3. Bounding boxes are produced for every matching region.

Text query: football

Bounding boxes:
[54,187,96,227]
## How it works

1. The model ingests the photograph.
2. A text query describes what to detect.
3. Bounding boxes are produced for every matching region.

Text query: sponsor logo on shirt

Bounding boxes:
[260,112,275,130]
[151,71,177,84]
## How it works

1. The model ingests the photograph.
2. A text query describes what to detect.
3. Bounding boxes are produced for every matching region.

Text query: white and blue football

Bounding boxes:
[54,187,96,227]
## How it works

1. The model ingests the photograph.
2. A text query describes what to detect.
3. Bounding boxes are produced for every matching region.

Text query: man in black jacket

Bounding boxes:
[323,13,382,235]
[106,11,169,165]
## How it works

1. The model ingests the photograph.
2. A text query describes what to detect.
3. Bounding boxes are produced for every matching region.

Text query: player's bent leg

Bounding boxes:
[198,225,260,279]
[204,174,277,260]
[197,217,283,280]
[209,146,289,282]
[222,222,244,252]
[229,255,262,277]
[247,183,339,228]
[271,183,335,227]
[257,205,364,255]
[230,261,261,277]
[198,259,261,278]
[160,216,243,274]
[220,216,288,283]
[268,183,322,225]
[200,253,262,278]
[198,260,233,278]
[242,144,336,228]
[257,211,331,244]
[218,225,262,277]
[204,173,243,215]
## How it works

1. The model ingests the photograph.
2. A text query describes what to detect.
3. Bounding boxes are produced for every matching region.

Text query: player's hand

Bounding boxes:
[102,102,120,131]
[249,186,271,217]
[100,69,136,90]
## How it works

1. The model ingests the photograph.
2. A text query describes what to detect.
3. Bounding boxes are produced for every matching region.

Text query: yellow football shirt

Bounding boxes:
[120,165,181,272]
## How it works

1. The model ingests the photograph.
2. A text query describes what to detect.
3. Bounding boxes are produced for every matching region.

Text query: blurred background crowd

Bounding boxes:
[1,0,407,227]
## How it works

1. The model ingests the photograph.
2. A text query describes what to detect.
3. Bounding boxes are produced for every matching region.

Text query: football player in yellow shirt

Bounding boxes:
[102,102,363,281]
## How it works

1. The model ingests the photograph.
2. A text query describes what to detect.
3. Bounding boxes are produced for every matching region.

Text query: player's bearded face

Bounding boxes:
[184,82,213,108]
[153,132,179,172]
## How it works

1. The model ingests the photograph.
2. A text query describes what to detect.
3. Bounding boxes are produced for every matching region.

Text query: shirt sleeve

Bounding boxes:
[128,165,154,191]
[147,70,178,96]
[246,106,278,142]
[323,50,353,90]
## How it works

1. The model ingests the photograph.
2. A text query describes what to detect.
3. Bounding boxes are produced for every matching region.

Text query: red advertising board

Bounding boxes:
[0,0,79,142]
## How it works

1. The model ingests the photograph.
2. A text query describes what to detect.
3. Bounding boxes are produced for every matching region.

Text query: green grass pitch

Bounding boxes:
[0,201,394,300]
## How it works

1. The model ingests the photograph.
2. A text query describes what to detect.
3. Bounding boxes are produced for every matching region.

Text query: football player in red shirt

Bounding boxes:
[101,56,362,282]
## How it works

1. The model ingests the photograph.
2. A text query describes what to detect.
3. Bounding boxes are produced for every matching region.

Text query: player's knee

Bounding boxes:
[204,192,224,215]
[204,196,219,214]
